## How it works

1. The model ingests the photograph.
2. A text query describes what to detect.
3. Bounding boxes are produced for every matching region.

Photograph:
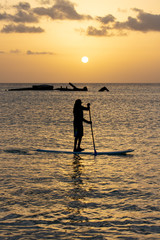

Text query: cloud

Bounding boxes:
[0,2,160,36]
[13,2,31,10]
[12,11,38,23]
[86,26,126,37]
[0,2,38,23]
[12,2,39,23]
[86,9,160,37]
[115,9,160,32]
[1,24,44,33]
[34,0,92,20]
[97,14,115,24]
[0,0,92,34]
[0,12,11,21]
[27,50,54,55]
[87,26,108,37]
[0,49,55,55]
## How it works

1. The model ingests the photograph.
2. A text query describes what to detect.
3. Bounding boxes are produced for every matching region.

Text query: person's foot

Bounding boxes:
[76,147,84,152]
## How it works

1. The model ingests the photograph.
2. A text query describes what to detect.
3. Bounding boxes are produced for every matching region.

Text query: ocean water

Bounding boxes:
[0,83,160,240]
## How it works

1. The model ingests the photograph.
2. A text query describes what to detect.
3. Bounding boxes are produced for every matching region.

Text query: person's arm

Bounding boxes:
[82,103,91,123]
[83,118,92,124]
[82,103,90,111]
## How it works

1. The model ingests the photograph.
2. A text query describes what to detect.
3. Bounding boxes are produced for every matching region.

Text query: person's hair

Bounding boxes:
[73,99,81,114]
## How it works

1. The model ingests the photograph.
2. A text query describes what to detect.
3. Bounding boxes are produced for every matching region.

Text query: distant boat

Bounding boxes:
[54,83,88,91]
[32,85,53,90]
[99,87,109,92]
[7,83,89,92]
[8,84,53,91]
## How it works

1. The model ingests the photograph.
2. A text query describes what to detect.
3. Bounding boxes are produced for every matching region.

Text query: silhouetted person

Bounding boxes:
[73,99,91,152]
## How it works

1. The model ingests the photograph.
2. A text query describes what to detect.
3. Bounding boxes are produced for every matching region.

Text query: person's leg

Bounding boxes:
[74,137,78,151]
[77,136,82,149]
[77,137,84,151]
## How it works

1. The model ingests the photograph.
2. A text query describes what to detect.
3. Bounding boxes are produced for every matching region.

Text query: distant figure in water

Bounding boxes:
[73,99,91,152]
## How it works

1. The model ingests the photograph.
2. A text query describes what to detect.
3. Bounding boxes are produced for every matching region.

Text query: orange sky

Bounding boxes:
[0,0,160,83]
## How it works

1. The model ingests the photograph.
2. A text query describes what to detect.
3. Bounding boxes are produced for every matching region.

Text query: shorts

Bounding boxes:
[74,123,83,137]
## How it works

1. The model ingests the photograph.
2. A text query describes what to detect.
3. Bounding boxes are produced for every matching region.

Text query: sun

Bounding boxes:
[81,56,88,63]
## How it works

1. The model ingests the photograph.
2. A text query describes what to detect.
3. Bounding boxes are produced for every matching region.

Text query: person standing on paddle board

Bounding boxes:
[73,99,91,152]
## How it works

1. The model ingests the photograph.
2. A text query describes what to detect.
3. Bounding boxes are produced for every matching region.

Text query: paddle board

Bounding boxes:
[36,149,134,155]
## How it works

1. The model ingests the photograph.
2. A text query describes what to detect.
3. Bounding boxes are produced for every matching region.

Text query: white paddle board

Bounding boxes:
[36,148,134,155]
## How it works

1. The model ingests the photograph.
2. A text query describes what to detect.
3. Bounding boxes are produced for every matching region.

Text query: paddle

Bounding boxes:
[88,105,97,156]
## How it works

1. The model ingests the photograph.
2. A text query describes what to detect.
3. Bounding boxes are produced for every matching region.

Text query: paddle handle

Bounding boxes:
[89,107,97,156]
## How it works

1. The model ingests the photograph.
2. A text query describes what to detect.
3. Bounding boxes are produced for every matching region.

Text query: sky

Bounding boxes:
[0,0,160,83]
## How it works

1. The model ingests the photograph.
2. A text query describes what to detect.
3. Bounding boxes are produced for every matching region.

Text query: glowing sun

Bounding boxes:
[81,56,88,63]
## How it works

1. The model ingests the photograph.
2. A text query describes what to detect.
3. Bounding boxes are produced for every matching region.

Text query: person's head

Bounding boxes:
[75,99,81,106]
[73,99,82,112]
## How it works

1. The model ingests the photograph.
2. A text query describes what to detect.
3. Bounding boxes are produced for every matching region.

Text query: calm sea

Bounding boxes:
[0,83,160,240]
